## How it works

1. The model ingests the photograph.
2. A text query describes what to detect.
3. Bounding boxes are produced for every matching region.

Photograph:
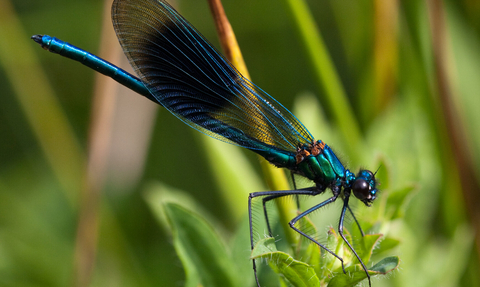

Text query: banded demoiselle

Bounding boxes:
[32,0,379,286]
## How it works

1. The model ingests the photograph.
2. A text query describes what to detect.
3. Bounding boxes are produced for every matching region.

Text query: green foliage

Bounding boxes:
[147,185,400,287]
[162,203,237,287]
[253,238,321,287]
[252,230,399,287]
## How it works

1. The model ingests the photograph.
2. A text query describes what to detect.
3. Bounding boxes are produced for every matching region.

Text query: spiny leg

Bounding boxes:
[260,186,317,237]
[339,190,371,287]
[348,204,365,237]
[249,188,320,287]
[290,172,301,210]
[287,189,348,273]
[261,194,285,237]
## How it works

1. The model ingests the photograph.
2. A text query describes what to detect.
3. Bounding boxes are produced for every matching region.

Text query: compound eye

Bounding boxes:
[352,179,370,200]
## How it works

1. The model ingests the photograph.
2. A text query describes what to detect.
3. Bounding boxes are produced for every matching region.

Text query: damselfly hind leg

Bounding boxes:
[249,188,320,287]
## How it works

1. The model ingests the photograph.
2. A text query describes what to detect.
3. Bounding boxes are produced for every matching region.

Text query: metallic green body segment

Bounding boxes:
[323,145,346,177]
[295,154,336,183]
[255,141,345,185]
[297,158,316,181]
[306,157,324,180]
[315,154,336,182]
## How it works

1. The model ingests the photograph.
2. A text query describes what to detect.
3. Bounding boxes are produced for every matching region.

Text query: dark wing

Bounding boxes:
[112,0,313,153]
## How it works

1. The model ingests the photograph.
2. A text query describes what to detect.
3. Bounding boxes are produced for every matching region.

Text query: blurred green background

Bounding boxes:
[1,0,480,286]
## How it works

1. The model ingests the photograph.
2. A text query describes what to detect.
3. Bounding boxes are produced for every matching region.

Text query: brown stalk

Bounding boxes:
[427,0,480,258]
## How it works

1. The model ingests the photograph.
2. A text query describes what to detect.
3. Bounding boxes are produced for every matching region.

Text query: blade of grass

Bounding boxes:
[427,0,480,258]
[0,0,85,207]
[281,0,363,162]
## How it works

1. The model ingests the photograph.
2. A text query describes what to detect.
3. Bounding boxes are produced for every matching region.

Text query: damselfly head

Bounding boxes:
[352,170,377,206]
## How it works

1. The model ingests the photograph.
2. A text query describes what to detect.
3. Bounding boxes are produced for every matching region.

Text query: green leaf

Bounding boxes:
[375,237,401,254]
[327,268,370,287]
[252,238,320,287]
[251,237,278,258]
[358,234,383,264]
[328,256,399,287]
[318,228,387,286]
[160,202,238,287]
[143,182,225,236]
[230,216,257,287]
[386,184,418,220]
[326,228,382,267]
[305,243,322,281]
[325,228,344,272]
[369,256,400,274]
